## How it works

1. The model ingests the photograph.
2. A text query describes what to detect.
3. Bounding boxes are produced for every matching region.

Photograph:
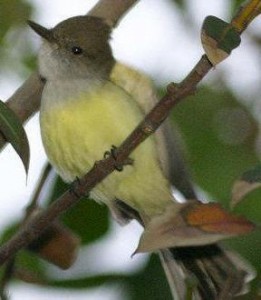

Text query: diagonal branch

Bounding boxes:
[0,72,44,149]
[0,0,259,267]
[89,0,138,27]
[0,55,211,265]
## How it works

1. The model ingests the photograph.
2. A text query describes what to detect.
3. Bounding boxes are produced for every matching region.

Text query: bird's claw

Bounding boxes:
[104,145,134,172]
[69,177,89,198]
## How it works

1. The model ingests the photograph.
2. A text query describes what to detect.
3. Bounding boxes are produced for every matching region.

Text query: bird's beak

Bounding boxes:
[28,20,54,42]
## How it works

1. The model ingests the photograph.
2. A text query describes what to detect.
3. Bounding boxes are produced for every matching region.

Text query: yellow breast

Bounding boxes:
[40,81,173,216]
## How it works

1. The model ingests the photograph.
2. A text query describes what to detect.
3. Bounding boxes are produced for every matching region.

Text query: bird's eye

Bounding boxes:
[71,46,83,55]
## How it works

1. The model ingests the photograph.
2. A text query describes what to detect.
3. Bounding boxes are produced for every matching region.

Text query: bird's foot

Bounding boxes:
[69,176,89,198]
[104,145,133,172]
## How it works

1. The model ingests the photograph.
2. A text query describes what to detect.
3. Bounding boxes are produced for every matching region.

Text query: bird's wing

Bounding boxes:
[110,62,254,300]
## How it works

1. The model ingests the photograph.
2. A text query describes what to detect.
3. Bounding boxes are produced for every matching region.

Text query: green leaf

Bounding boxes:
[225,230,261,282]
[232,187,261,223]
[48,176,110,245]
[201,16,241,65]
[48,274,128,289]
[230,0,247,16]
[128,255,172,300]
[62,199,109,245]
[0,222,19,244]
[171,0,186,10]
[16,250,47,281]
[171,86,260,297]
[241,164,261,182]
[46,250,171,299]
[0,0,32,41]
[171,86,259,205]
[231,165,261,208]
[0,99,30,173]
[0,222,48,282]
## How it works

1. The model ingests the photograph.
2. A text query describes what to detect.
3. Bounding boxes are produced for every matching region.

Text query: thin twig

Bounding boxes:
[0,164,52,296]
[0,258,15,300]
[0,0,259,268]
[0,55,211,265]
[89,0,138,27]
[25,163,52,216]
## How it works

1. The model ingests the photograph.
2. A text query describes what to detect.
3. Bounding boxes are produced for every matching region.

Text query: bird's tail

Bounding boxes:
[113,199,255,300]
[159,244,254,300]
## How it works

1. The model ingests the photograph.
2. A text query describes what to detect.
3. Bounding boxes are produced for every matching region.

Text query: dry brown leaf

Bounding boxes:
[201,32,229,66]
[135,202,254,254]
[28,221,80,269]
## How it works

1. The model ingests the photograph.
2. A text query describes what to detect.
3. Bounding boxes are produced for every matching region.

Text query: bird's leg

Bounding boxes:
[69,176,89,198]
[113,199,143,224]
[104,145,133,172]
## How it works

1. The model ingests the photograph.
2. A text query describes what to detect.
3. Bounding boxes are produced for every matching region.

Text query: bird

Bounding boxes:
[28,15,253,299]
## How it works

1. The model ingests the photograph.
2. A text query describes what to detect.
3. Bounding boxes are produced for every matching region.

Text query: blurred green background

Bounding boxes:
[0,0,260,299]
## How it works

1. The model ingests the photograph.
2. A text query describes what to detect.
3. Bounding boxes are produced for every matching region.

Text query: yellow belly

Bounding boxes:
[40,82,173,216]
